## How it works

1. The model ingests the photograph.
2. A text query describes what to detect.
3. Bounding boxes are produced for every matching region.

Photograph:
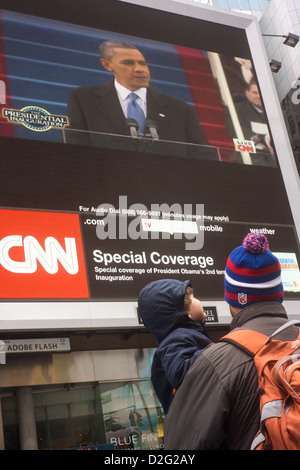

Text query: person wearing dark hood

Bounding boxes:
[138,279,212,413]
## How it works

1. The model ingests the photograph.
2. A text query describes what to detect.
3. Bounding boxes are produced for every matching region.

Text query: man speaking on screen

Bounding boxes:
[66,40,216,158]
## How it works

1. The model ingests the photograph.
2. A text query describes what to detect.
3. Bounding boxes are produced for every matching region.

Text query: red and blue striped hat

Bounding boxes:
[224,233,283,308]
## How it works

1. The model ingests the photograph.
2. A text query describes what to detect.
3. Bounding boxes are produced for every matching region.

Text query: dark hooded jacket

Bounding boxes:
[138,279,212,413]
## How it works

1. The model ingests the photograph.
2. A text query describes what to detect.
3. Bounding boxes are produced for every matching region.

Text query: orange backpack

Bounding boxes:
[221,320,300,450]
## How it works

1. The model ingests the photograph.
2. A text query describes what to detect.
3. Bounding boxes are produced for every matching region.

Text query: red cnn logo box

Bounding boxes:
[0,209,89,299]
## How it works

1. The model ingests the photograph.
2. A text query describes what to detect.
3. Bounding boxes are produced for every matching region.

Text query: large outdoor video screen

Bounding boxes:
[0,0,299,318]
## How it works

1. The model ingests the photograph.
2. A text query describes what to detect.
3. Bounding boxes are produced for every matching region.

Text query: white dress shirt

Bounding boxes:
[114,79,147,117]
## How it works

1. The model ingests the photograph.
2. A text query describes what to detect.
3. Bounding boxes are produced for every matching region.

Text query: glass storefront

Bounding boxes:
[1,380,164,450]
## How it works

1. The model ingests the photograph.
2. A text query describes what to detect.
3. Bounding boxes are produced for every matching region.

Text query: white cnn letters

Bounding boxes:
[0,235,79,274]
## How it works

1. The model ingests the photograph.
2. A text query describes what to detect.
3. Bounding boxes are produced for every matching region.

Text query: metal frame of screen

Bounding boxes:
[0,0,299,331]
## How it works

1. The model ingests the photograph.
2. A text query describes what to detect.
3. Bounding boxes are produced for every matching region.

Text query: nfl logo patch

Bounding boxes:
[238,293,247,305]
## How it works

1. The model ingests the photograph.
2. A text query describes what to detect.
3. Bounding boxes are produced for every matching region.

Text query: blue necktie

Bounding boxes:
[127,92,145,133]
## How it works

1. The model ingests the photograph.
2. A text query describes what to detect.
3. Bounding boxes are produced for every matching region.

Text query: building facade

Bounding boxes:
[0,0,299,451]
[259,0,300,175]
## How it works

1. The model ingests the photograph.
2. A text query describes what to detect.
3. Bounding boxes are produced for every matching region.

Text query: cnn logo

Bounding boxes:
[233,139,256,154]
[0,235,79,274]
[0,209,89,299]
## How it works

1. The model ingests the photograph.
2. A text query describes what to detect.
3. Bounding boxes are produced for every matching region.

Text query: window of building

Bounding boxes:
[183,0,271,10]
[239,0,251,9]
[34,385,105,450]
[102,381,164,450]
[1,380,164,450]
[229,0,240,9]
[249,0,261,10]
[259,0,271,9]
[0,395,20,450]
[217,0,230,8]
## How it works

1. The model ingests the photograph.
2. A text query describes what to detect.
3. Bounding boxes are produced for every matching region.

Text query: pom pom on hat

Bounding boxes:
[224,233,283,308]
[242,233,269,254]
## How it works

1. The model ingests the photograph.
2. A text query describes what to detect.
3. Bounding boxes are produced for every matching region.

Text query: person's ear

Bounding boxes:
[100,58,113,72]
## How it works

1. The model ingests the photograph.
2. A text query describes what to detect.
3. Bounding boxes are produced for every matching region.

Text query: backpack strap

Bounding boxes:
[220,329,268,356]
[220,320,300,356]
[265,320,300,344]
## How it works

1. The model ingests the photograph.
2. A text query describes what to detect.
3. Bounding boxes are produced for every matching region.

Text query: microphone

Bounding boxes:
[125,118,139,138]
[145,119,159,140]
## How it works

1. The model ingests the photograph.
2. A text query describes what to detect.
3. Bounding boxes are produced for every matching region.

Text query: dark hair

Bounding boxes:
[99,41,138,60]
[245,78,258,91]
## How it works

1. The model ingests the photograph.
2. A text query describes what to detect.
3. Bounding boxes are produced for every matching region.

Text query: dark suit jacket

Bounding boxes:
[233,99,267,141]
[65,81,216,159]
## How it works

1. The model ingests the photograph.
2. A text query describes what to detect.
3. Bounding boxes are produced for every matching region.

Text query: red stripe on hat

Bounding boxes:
[227,257,281,277]
[225,289,284,302]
